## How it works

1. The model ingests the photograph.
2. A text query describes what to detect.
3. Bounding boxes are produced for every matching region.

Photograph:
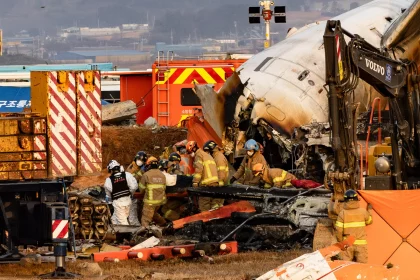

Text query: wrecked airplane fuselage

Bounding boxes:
[194,0,420,181]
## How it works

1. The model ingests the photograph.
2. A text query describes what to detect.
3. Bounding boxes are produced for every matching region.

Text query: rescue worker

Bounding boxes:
[203,140,229,186]
[186,140,219,212]
[168,152,184,175]
[158,159,177,187]
[203,140,228,209]
[104,160,138,225]
[138,157,167,231]
[172,139,188,153]
[230,139,268,186]
[335,189,373,263]
[172,140,194,175]
[159,159,188,221]
[126,151,148,181]
[126,151,148,226]
[252,163,296,189]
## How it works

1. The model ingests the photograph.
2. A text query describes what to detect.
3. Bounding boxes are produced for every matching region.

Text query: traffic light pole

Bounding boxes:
[265,20,270,48]
[248,0,286,49]
[261,1,273,49]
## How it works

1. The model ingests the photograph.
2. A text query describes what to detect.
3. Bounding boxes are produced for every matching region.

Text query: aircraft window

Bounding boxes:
[181,88,201,106]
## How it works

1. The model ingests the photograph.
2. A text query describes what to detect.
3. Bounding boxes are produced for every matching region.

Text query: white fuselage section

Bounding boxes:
[236,0,414,135]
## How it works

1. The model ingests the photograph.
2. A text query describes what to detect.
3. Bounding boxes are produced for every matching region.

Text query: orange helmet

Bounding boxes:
[186,141,198,153]
[252,163,265,176]
[146,156,158,165]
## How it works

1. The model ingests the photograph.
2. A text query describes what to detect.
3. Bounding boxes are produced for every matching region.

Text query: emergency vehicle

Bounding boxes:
[112,52,248,126]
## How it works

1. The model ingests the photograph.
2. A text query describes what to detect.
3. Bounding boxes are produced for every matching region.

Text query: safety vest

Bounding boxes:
[192,149,219,186]
[110,172,131,200]
[139,169,167,206]
[335,200,373,245]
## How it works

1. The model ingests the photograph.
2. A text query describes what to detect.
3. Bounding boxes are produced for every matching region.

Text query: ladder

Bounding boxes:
[156,51,174,126]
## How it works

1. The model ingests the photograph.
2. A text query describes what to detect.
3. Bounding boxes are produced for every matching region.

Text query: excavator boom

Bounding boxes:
[324,20,420,193]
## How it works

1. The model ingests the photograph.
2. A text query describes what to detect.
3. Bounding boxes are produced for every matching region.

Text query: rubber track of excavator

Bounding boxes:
[93,241,238,262]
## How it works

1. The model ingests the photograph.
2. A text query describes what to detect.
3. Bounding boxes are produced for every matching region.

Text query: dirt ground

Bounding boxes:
[101,126,187,169]
[70,125,187,189]
[0,250,309,280]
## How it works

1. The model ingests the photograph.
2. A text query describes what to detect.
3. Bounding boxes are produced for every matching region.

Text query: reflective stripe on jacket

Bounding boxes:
[233,153,267,185]
[139,169,167,206]
[213,150,229,186]
[335,200,372,244]
[192,149,219,186]
[264,168,296,188]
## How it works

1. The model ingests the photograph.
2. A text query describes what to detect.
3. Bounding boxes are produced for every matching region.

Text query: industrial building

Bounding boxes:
[52,50,151,64]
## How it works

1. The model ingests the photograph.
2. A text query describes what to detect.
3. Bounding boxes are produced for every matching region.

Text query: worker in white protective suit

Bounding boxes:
[104,160,138,225]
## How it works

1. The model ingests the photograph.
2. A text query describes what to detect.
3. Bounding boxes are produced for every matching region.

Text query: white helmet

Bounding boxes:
[107,160,121,172]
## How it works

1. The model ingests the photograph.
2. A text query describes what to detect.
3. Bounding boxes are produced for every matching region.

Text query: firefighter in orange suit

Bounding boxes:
[230,139,268,186]
[172,140,193,175]
[203,140,228,209]
[138,157,167,231]
[252,163,296,189]
[186,140,219,212]
[335,189,373,263]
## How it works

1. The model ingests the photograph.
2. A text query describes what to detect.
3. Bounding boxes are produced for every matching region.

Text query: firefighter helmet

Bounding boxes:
[186,141,198,154]
[146,156,159,165]
[244,139,259,151]
[158,159,169,171]
[145,156,159,170]
[344,189,358,201]
[134,151,148,162]
[203,140,218,152]
[169,152,181,162]
[252,163,265,176]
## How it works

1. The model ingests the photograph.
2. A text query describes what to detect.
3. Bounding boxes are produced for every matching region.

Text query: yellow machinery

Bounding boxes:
[0,70,101,278]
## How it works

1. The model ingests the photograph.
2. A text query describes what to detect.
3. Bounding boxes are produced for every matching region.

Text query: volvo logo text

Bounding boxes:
[365,58,385,75]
